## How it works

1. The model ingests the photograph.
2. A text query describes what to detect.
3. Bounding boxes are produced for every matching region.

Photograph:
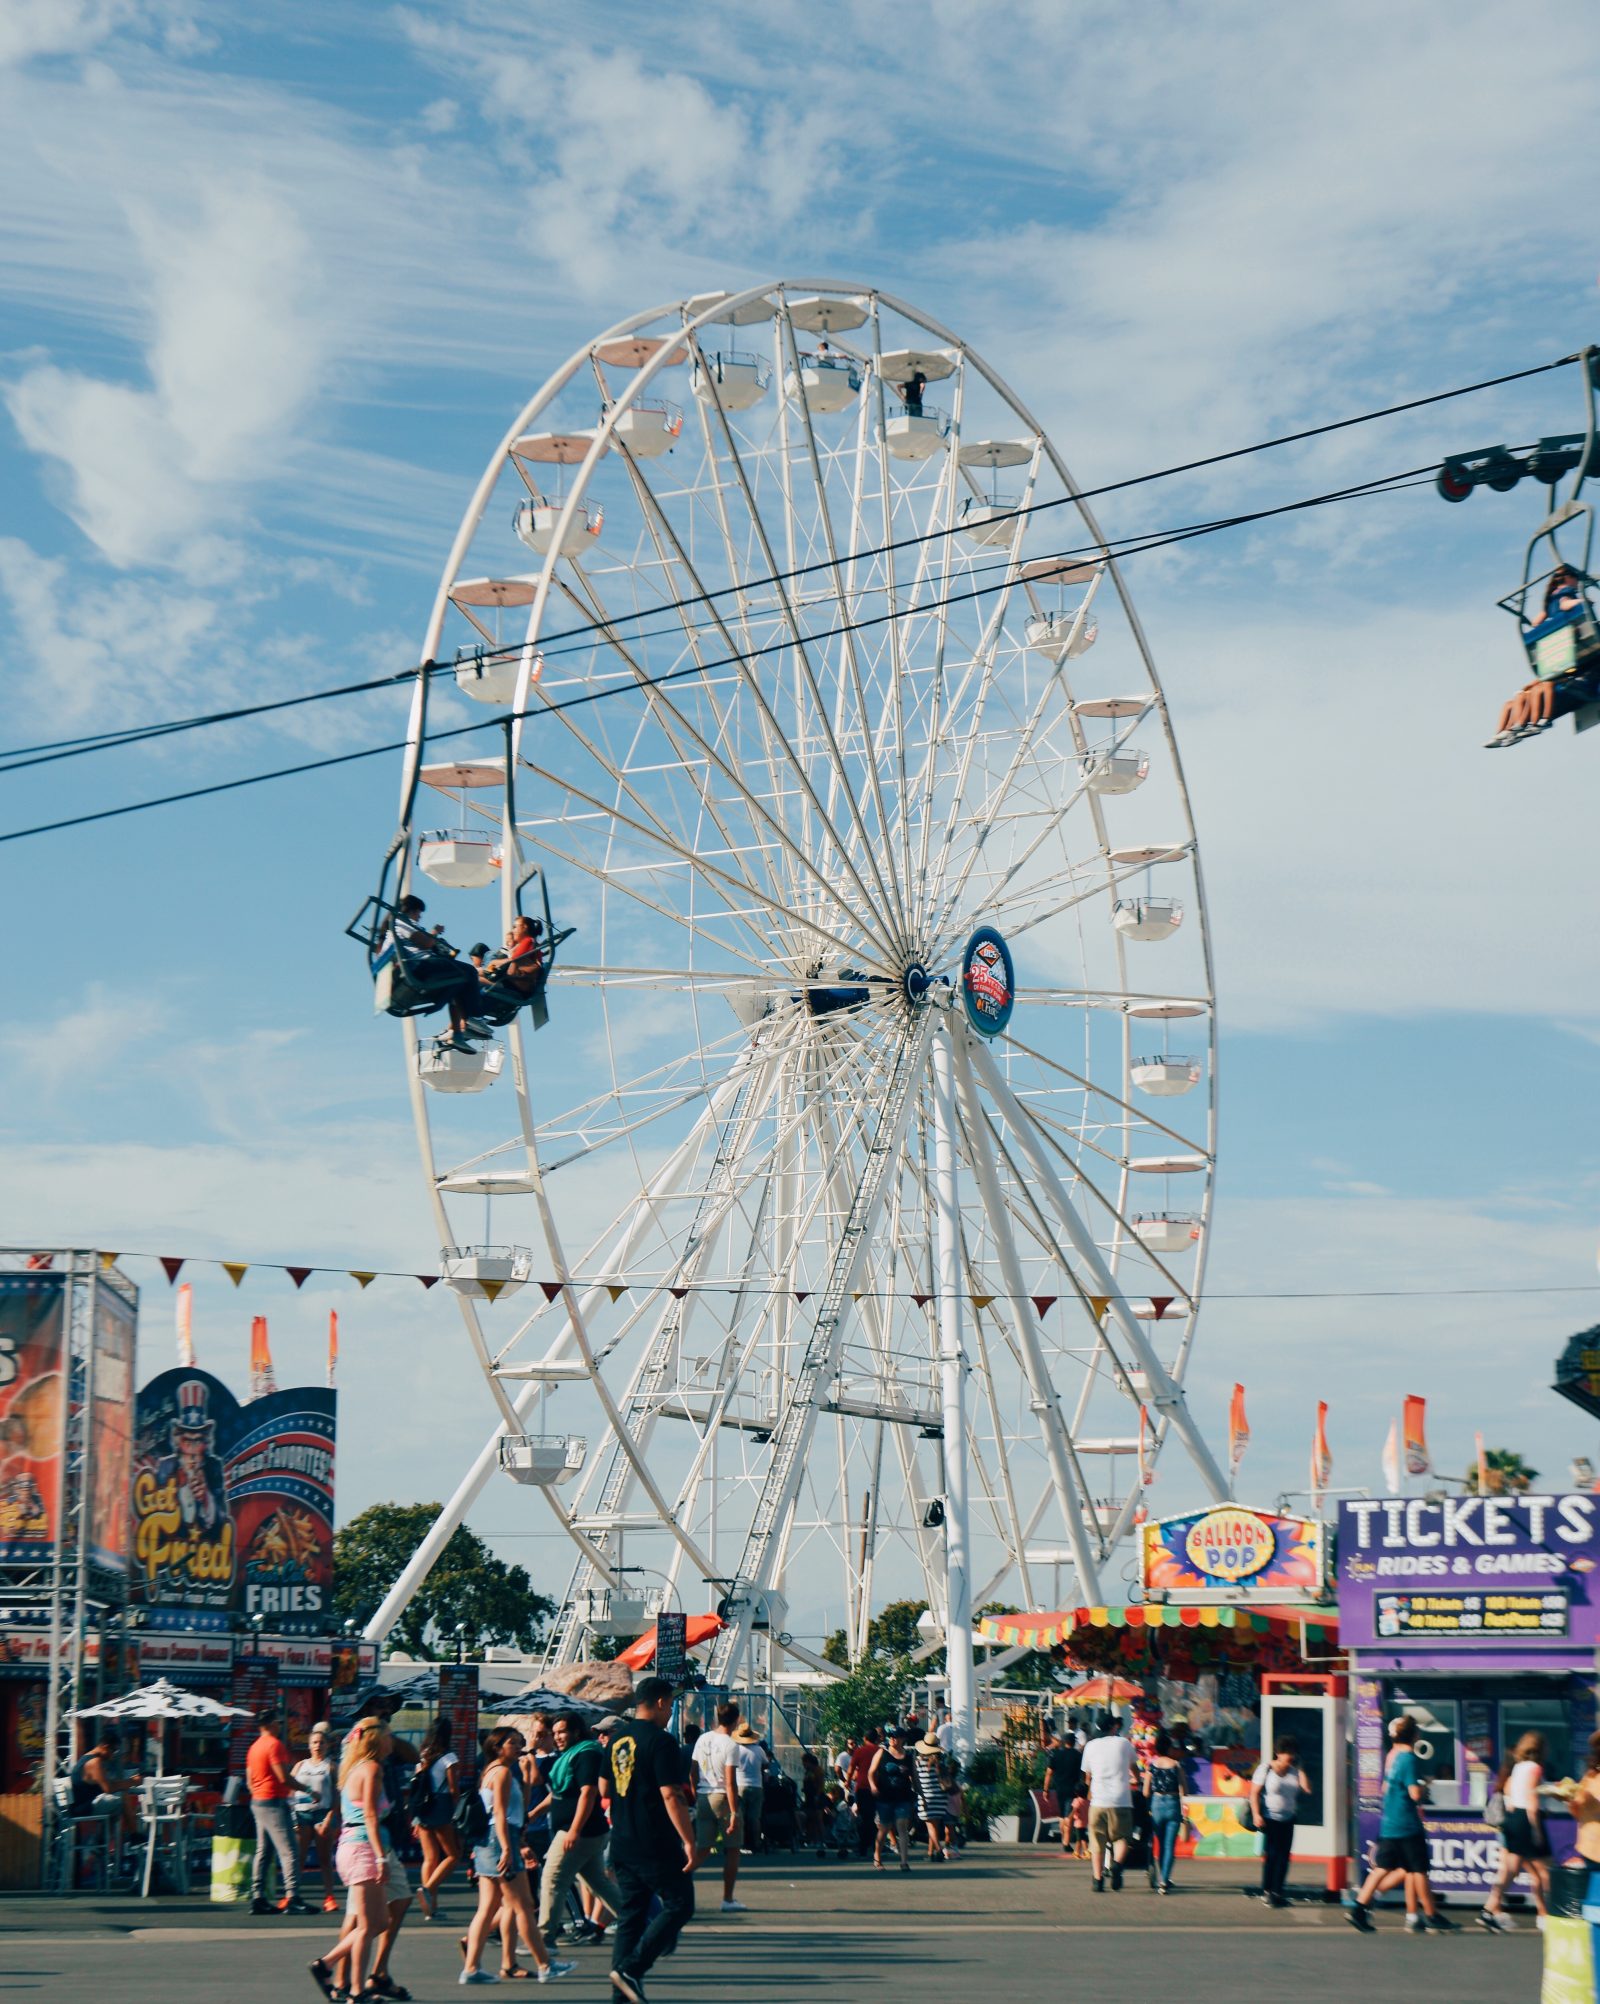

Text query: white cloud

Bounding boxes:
[6,185,323,565]
[0,0,140,65]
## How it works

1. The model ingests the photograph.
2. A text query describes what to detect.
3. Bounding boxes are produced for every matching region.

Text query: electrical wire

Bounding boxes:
[0,348,1574,778]
[0,461,1434,846]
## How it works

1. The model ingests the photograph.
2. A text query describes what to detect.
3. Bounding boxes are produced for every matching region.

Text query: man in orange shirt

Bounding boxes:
[247,1709,308,1914]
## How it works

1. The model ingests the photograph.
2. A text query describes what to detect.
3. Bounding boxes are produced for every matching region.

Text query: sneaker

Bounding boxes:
[1477,1908,1516,1932]
[1426,1913,1459,1933]
[610,1975,647,2004]
[536,1963,576,1985]
[282,1898,314,1914]
[720,1897,748,1912]
[460,1974,501,1986]
[1110,1865,1123,1891]
[251,1898,275,1915]
[1347,1903,1376,1933]
[322,1895,340,1913]
[1406,1914,1427,1933]
[1091,1877,1104,1892]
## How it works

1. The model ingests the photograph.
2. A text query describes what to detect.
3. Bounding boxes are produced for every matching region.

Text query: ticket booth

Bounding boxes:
[1337,1493,1600,1907]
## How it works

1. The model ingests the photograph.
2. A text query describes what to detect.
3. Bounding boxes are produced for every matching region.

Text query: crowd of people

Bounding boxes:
[218,1680,1589,1999]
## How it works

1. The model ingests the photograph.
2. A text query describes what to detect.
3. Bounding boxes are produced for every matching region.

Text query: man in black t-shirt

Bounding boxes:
[606,1677,697,2004]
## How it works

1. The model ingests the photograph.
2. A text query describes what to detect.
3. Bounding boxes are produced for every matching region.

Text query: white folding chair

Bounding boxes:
[138,1776,192,1896]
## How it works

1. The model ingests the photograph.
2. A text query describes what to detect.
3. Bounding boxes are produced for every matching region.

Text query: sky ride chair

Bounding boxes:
[1437,346,1600,747]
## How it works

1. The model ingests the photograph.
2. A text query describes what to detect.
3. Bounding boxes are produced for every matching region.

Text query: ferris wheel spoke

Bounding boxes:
[520,758,898,978]
[571,478,892,947]
[696,308,910,953]
[551,560,815,929]
[772,307,912,947]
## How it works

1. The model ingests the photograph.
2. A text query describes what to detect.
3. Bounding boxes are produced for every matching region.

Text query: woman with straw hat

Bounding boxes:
[913,1730,955,1862]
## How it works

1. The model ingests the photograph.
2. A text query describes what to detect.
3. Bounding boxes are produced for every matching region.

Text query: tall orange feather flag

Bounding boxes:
[175,1282,195,1367]
[1310,1401,1332,1512]
[1475,1430,1491,1495]
[328,1310,339,1389]
[1403,1395,1430,1478]
[1228,1384,1249,1482]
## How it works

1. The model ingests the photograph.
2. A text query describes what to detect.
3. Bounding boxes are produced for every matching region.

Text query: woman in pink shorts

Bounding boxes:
[308,1717,392,2002]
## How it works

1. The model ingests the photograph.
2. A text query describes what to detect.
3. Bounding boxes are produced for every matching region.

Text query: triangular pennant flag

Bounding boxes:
[1031,1295,1057,1318]
[286,1267,312,1290]
[349,1271,376,1290]
[669,1286,689,1300]
[98,1252,118,1270]
[416,1274,439,1288]
[851,1290,865,1302]
[1088,1295,1111,1321]
[912,1292,932,1309]
[1150,1297,1174,1321]
[160,1257,185,1284]
[540,1280,564,1303]
[605,1285,628,1304]
[793,1291,810,1305]
[970,1293,995,1311]
[222,1262,249,1288]
[480,1279,505,1304]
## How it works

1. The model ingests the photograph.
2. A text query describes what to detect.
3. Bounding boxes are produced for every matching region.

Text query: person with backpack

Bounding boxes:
[409,1717,462,1923]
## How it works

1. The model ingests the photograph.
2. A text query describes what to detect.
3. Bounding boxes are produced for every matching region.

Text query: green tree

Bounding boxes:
[816,1650,914,1744]
[1465,1449,1539,1496]
[822,1627,849,1667]
[332,1501,555,1660]
[866,1598,929,1658]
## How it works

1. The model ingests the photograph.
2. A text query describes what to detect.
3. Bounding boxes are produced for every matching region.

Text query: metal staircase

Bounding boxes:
[544,1042,774,1666]
[704,1009,935,1684]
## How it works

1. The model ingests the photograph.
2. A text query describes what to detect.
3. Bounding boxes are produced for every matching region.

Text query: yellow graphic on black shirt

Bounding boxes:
[611,1733,636,1797]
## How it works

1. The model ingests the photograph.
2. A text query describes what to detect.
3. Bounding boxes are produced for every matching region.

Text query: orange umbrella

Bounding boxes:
[615,1613,724,1672]
[1063,1676,1144,1706]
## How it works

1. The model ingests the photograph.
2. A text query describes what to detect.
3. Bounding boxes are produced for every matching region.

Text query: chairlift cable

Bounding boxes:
[0,461,1437,846]
[0,348,1574,775]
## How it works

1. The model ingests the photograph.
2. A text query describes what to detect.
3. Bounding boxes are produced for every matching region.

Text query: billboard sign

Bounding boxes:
[227,1389,337,1635]
[131,1369,337,1633]
[654,1609,688,1686]
[0,1273,66,1560]
[1140,1505,1327,1602]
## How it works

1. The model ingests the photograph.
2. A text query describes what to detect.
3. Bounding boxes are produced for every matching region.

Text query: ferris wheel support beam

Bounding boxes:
[950,1025,1102,1603]
[930,1021,976,1764]
[965,1036,1229,1504]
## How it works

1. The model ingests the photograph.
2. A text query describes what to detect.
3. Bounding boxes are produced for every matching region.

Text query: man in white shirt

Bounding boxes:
[1080,1710,1136,1891]
[690,1701,746,1912]
[935,1711,956,1757]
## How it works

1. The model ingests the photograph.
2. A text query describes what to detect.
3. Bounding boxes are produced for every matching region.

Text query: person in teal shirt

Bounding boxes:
[1347,1715,1456,1934]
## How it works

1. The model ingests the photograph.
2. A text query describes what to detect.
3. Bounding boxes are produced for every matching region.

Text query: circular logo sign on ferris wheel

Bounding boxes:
[961,926,1015,1037]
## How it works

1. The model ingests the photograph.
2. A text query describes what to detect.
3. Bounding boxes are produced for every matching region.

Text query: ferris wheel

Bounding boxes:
[357,281,1227,1724]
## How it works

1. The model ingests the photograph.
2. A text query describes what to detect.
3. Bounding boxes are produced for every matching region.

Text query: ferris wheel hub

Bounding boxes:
[902,961,932,1006]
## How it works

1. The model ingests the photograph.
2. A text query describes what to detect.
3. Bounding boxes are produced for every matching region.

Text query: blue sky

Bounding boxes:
[4,1,1600,1636]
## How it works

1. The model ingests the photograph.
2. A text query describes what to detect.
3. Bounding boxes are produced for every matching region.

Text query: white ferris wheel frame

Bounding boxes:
[365,280,1227,1745]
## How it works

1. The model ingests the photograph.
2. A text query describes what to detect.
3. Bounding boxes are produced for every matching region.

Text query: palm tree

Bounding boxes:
[1464,1448,1538,1496]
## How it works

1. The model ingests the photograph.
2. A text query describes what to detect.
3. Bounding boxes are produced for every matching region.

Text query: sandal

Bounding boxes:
[371,1982,413,2002]
[309,1960,342,2002]
[500,1968,534,1981]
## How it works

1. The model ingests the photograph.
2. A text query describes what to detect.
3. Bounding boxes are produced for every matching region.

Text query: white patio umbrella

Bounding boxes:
[74,1677,251,1773]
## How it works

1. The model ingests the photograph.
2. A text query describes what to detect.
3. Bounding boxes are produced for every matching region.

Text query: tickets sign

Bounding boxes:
[1372,1589,1569,1640]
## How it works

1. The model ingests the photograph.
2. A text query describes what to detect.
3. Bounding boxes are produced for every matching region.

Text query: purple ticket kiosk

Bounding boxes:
[1337,1493,1600,1903]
